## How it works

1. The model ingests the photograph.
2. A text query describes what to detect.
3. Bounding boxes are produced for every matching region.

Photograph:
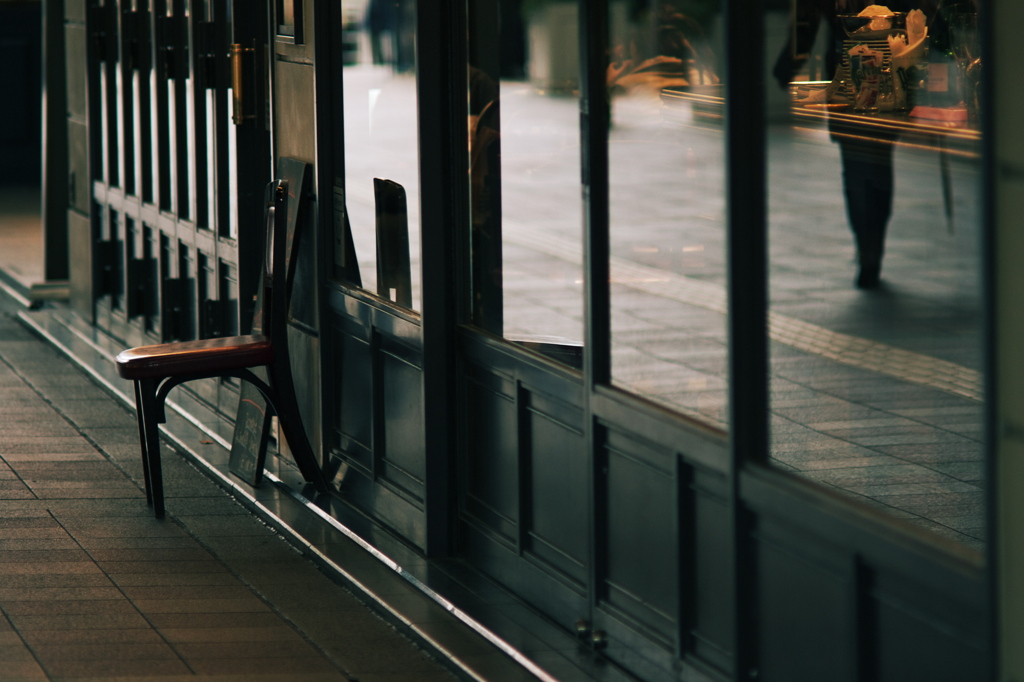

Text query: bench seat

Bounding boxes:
[116,335,274,381]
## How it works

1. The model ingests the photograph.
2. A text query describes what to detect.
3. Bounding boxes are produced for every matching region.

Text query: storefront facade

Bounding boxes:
[52,0,1024,679]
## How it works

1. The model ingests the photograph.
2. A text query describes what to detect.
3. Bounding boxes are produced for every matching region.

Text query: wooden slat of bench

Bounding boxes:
[115,335,274,380]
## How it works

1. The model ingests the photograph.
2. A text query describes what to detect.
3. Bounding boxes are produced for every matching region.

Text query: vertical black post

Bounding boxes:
[43,0,70,282]
[725,0,767,679]
[418,0,468,557]
[231,0,271,333]
[580,0,609,635]
[978,1,997,676]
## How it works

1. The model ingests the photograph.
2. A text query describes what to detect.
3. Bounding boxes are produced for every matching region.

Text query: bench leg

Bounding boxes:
[138,378,166,519]
[132,381,153,507]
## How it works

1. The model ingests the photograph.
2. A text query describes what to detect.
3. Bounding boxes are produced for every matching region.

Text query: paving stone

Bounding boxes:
[41,657,193,678]
[133,597,272,615]
[9,612,151,630]
[0,587,124,601]
[2,599,138,616]
[186,657,342,676]
[144,612,291,630]
[107,572,245,588]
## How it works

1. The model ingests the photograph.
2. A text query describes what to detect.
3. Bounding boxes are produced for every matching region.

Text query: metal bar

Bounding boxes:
[579,0,610,648]
[725,0,767,679]
[417,0,468,557]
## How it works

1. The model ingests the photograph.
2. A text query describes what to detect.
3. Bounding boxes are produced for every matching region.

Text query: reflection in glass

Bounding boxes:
[467,0,584,365]
[608,1,728,427]
[768,0,984,550]
[339,0,421,310]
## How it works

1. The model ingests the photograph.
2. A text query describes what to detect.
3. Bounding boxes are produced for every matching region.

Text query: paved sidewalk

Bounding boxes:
[0,292,457,681]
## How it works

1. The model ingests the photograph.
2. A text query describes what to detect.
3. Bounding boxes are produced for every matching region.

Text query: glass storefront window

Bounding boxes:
[467,0,585,366]
[338,0,421,311]
[767,0,984,550]
[607,1,728,427]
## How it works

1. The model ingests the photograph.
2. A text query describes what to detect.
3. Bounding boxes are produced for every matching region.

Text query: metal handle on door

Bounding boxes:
[231,43,255,125]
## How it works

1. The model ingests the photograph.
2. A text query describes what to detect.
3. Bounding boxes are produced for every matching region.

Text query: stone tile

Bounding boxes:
[145,612,287,629]
[133,597,271,614]
[1,451,106,462]
[354,671,459,682]
[0,643,38,662]
[175,639,319,659]
[0,549,92,563]
[0,587,123,601]
[929,461,984,482]
[21,629,161,646]
[108,572,244,588]
[119,584,256,601]
[0,574,115,588]
[2,599,137,617]
[8,612,151,630]
[73,535,198,550]
[325,631,455,675]
[0,561,104,575]
[186,656,342,676]
[0,660,46,679]
[0,438,100,455]
[96,560,228,575]
[42,657,192,678]
[875,442,983,463]
[0,486,36,500]
[31,641,180,661]
[159,626,305,644]
[59,519,189,539]
[87,547,216,563]
[0,631,23,645]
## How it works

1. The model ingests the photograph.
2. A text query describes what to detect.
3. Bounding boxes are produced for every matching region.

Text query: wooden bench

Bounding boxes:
[116,158,328,517]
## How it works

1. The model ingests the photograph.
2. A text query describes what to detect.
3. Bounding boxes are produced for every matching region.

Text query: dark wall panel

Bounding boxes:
[336,322,373,471]
[463,369,519,541]
[692,466,733,672]
[874,578,988,682]
[381,342,425,498]
[601,428,678,637]
[755,524,856,682]
[526,394,587,585]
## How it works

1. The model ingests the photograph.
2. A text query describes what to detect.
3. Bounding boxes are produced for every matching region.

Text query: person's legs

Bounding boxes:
[839,139,894,288]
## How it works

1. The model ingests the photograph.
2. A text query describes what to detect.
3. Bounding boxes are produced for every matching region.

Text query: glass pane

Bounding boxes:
[608,1,728,428]
[767,0,984,550]
[467,0,584,366]
[339,0,421,311]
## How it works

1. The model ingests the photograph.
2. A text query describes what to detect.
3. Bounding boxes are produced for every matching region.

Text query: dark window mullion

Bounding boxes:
[579,0,610,634]
[104,1,120,187]
[417,0,468,557]
[211,0,231,237]
[725,2,767,681]
[138,1,154,203]
[119,4,135,195]
[191,0,209,229]
[173,0,190,220]
[154,0,172,211]
[580,1,610,389]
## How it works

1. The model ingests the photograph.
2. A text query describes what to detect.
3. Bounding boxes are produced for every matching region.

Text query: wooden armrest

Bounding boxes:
[115,335,274,380]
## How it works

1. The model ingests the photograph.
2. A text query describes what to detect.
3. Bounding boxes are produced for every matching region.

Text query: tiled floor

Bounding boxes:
[0,256,461,680]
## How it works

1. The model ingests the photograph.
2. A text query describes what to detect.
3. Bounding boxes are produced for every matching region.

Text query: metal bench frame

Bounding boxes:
[116,159,328,517]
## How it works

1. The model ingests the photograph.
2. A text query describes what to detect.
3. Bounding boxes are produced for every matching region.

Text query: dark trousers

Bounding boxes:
[839,139,894,269]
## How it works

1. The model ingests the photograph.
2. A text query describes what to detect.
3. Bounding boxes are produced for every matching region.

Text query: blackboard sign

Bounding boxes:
[229,380,271,486]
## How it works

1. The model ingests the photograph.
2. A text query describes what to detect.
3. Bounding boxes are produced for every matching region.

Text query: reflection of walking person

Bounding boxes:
[774,0,916,289]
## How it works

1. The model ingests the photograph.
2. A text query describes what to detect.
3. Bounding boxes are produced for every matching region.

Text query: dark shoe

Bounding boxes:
[856,264,881,289]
